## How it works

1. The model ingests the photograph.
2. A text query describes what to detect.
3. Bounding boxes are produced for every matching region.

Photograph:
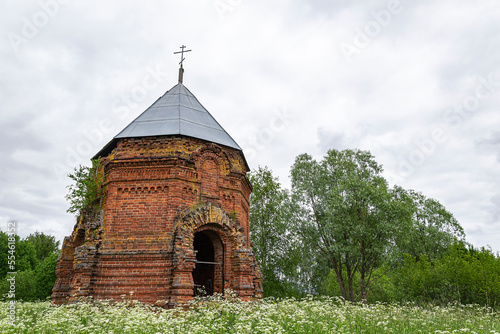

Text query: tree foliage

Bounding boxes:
[0,230,60,301]
[290,149,401,302]
[66,158,104,214]
[34,252,59,300]
[390,186,465,263]
[392,242,500,307]
[248,148,487,306]
[24,231,60,263]
[249,166,304,297]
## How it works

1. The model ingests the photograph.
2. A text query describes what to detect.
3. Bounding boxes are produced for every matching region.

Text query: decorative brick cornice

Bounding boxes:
[116,186,168,194]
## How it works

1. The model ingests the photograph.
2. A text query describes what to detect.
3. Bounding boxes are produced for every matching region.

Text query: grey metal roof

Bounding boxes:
[93,83,244,160]
[115,83,241,150]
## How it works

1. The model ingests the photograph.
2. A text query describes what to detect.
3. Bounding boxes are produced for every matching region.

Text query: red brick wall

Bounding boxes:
[52,136,262,305]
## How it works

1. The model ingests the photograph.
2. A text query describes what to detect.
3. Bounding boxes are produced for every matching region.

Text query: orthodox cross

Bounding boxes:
[174,45,192,67]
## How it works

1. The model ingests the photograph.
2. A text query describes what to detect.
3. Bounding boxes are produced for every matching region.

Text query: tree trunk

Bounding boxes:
[360,272,368,304]
[348,274,355,302]
[345,258,355,302]
[335,274,348,300]
[333,262,348,301]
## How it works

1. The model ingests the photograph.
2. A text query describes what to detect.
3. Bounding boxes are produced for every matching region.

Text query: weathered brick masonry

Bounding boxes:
[52,82,262,306]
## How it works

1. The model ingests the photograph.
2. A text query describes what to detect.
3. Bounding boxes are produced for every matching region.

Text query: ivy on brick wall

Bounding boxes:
[65,158,104,215]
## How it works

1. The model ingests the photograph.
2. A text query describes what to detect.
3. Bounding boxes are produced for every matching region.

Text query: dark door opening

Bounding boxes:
[193,232,215,295]
[192,230,224,296]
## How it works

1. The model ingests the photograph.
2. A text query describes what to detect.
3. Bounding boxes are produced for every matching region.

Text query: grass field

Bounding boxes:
[1,294,499,333]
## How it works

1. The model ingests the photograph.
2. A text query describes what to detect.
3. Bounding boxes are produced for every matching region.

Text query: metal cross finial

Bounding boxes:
[174,45,192,66]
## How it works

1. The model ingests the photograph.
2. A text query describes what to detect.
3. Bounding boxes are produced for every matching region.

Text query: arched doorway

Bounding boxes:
[192,230,224,296]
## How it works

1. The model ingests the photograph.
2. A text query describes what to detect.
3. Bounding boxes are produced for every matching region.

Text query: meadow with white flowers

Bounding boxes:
[1,295,499,334]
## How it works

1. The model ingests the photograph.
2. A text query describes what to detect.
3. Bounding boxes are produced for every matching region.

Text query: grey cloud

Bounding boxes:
[491,194,500,222]
[476,131,500,162]
[0,125,51,154]
[317,128,348,152]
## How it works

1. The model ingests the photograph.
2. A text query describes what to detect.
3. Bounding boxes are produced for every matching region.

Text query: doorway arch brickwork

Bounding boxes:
[170,204,261,305]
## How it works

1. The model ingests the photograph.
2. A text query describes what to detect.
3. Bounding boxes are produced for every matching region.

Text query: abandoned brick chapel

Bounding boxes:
[52,60,263,306]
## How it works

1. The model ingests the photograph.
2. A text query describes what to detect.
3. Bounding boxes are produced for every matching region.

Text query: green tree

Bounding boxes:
[249,166,304,297]
[390,186,465,263]
[0,231,9,279]
[66,158,104,214]
[35,252,59,300]
[15,239,38,273]
[291,149,402,302]
[391,242,500,307]
[25,231,60,262]
[0,229,60,301]
[5,270,38,301]
[0,231,38,279]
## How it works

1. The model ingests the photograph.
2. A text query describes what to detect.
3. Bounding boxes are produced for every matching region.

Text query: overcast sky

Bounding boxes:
[1,0,499,252]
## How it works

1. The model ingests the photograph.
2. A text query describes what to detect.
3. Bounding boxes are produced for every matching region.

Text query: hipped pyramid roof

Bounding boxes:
[94,83,242,159]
